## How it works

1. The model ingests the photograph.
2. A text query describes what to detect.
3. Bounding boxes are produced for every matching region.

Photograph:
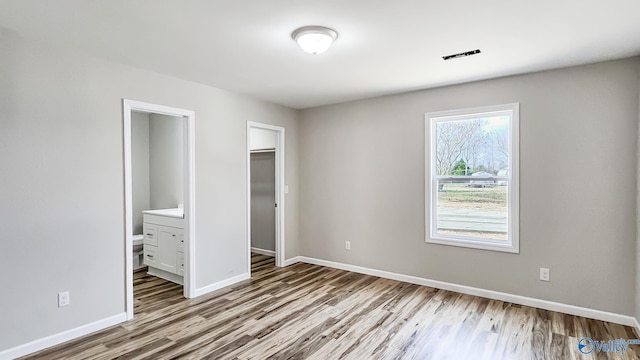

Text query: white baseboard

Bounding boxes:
[193,273,250,298]
[297,256,637,328]
[633,317,640,338]
[0,312,126,360]
[5,260,635,360]
[251,247,275,257]
[282,256,302,267]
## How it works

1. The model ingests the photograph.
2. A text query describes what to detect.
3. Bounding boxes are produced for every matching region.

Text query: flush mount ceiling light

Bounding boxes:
[291,26,338,55]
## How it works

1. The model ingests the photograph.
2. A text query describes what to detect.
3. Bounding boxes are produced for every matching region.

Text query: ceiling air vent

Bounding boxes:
[442,49,481,61]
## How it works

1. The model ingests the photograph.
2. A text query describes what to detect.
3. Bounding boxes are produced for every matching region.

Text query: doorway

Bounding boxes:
[247,122,285,271]
[123,99,196,320]
[251,150,276,256]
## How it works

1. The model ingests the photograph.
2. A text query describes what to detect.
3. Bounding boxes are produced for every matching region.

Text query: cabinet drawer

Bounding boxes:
[177,252,184,276]
[143,224,158,246]
[143,245,158,267]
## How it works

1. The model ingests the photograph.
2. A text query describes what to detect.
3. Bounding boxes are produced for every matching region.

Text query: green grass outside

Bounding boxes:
[438,184,507,211]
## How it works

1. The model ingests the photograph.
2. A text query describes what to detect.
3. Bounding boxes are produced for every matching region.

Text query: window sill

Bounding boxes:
[426,236,519,253]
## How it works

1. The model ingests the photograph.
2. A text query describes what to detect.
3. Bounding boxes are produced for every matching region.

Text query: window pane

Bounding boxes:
[435,116,509,176]
[436,180,508,241]
[427,103,518,252]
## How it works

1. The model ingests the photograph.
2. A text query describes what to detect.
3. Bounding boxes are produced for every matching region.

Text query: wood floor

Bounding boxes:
[21,254,639,359]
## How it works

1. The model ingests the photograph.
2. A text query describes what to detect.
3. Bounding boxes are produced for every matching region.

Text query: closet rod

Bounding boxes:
[250,148,276,154]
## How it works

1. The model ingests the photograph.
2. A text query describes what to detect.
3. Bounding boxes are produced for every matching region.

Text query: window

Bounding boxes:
[426,103,519,253]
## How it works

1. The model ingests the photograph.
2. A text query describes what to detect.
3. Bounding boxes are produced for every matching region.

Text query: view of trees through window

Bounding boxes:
[433,115,510,242]
[435,116,509,176]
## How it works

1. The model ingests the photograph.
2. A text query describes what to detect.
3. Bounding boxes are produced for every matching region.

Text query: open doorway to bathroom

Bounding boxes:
[123,100,196,320]
[247,122,285,273]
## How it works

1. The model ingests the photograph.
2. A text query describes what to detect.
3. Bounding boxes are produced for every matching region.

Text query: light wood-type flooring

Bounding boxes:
[21,254,640,359]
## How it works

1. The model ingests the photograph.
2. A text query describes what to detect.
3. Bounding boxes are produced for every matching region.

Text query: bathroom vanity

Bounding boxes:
[142,208,184,285]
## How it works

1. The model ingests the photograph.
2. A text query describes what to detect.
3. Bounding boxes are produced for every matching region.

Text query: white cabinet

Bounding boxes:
[143,225,182,274]
[142,210,185,285]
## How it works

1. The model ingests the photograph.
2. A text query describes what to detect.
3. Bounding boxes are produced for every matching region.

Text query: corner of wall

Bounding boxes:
[635,66,640,325]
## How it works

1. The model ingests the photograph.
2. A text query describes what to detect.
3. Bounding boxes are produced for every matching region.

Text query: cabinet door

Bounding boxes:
[157,226,178,273]
[177,252,184,276]
[177,232,185,252]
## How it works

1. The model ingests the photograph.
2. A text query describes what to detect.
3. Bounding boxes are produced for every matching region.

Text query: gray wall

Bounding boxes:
[637,73,640,323]
[299,58,639,316]
[131,112,150,235]
[0,31,299,351]
[251,152,276,252]
[149,113,184,209]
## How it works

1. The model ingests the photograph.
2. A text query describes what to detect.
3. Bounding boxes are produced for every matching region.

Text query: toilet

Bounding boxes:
[133,234,144,270]
[133,234,144,252]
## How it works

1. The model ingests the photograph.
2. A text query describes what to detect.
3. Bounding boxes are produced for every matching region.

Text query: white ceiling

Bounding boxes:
[1,0,639,109]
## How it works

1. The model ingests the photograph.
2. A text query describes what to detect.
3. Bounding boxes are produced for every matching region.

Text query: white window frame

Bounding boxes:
[426,103,519,253]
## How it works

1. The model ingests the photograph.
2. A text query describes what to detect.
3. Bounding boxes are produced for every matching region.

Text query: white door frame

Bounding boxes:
[247,121,285,269]
[123,99,196,320]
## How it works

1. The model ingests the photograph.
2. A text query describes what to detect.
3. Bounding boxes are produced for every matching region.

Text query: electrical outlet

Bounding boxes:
[539,268,550,282]
[345,241,351,250]
[58,291,70,307]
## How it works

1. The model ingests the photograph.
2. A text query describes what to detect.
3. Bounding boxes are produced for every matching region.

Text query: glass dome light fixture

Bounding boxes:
[291,26,338,55]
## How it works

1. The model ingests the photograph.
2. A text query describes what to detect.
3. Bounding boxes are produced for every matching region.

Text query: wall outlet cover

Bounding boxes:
[539,268,550,282]
[58,291,70,307]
